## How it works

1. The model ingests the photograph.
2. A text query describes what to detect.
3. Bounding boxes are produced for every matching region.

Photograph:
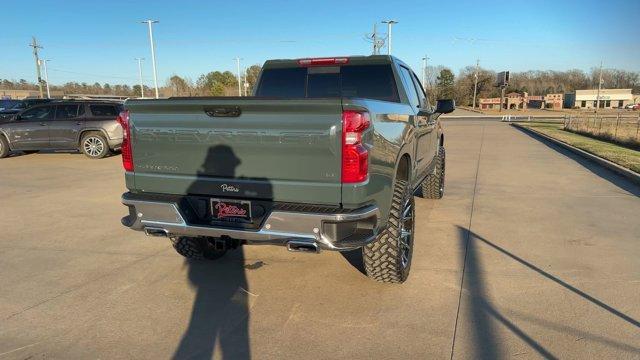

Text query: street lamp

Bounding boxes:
[39,59,51,99]
[135,58,145,98]
[421,55,429,91]
[234,57,243,96]
[381,20,398,55]
[141,20,159,98]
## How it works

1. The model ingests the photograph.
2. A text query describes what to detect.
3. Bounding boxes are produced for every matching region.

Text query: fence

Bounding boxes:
[564,114,640,148]
[501,114,566,123]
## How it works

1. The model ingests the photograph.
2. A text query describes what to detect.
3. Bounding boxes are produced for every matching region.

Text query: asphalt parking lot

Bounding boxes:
[1,119,638,359]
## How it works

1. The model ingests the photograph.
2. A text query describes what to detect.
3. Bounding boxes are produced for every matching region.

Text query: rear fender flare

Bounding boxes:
[391,141,414,188]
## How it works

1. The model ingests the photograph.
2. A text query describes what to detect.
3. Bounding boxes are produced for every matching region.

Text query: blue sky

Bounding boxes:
[2,0,639,87]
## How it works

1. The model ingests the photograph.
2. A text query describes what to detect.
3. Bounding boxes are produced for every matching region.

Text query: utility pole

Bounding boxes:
[141,20,160,98]
[135,58,145,98]
[234,57,243,96]
[372,23,378,55]
[595,60,603,113]
[472,59,479,109]
[39,59,51,98]
[421,55,429,91]
[381,20,398,55]
[366,23,384,55]
[29,37,44,98]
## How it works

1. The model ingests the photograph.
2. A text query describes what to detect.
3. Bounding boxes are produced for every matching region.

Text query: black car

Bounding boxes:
[0,98,52,120]
[0,99,20,111]
[0,100,124,159]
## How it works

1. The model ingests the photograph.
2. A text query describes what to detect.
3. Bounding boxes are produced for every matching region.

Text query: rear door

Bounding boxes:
[9,105,54,149]
[126,99,344,205]
[50,103,85,149]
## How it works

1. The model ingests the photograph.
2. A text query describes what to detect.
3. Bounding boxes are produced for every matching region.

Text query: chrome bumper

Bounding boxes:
[121,195,379,251]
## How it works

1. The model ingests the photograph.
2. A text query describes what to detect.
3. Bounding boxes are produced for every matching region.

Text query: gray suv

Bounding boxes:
[0,101,124,159]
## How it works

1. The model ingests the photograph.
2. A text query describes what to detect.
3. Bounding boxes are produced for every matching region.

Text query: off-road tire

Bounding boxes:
[0,136,9,158]
[80,132,109,159]
[421,146,445,199]
[363,179,415,283]
[170,236,227,260]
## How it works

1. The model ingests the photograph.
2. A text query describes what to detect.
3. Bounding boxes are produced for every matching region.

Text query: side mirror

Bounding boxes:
[435,99,455,114]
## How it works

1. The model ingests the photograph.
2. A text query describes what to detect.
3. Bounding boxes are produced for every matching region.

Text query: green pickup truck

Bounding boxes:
[120,55,453,283]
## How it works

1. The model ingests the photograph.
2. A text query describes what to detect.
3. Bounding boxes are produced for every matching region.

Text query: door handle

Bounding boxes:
[39,123,47,126]
[76,122,82,125]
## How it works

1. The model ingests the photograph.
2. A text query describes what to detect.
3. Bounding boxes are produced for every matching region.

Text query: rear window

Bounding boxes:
[256,64,399,102]
[256,68,306,97]
[89,104,119,117]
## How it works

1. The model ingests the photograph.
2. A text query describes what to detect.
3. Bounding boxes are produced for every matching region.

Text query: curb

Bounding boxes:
[458,106,484,114]
[510,122,640,186]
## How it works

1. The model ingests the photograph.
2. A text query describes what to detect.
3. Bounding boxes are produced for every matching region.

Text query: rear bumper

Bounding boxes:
[121,193,379,251]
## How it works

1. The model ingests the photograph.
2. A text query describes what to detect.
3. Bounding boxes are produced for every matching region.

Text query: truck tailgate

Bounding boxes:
[126,98,343,205]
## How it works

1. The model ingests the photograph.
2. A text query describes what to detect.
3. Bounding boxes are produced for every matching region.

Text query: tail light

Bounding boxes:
[342,110,370,183]
[298,57,349,66]
[117,110,133,171]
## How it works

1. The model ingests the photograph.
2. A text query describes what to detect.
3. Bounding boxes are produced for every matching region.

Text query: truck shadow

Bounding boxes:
[173,144,267,360]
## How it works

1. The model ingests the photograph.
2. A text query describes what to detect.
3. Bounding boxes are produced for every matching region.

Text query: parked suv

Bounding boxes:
[120,55,453,283]
[0,101,124,159]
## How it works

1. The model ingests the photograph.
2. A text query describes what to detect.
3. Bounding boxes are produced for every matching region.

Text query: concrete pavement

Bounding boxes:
[0,119,638,359]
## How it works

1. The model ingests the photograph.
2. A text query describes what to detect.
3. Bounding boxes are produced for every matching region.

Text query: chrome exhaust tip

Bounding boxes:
[287,240,319,253]
[144,227,169,237]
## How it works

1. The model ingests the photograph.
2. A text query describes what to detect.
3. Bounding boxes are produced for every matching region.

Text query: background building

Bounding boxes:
[544,93,564,110]
[479,97,502,110]
[564,89,634,109]
[527,95,544,109]
[479,93,527,110]
[0,89,64,99]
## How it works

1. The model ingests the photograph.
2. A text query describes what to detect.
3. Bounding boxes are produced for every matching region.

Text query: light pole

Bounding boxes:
[421,55,429,91]
[39,59,51,99]
[141,20,159,98]
[135,58,145,98]
[595,60,603,113]
[472,59,479,109]
[234,57,243,96]
[381,20,398,55]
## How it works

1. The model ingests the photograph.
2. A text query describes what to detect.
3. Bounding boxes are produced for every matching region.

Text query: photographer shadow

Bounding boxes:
[173,145,268,360]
